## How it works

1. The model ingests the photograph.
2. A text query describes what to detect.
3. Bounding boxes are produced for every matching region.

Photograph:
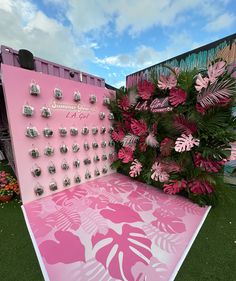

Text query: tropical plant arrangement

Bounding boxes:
[108,60,236,206]
[0,170,19,201]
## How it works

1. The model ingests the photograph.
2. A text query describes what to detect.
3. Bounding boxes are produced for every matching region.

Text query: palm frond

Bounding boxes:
[197,78,236,107]
[121,134,139,146]
[173,115,197,134]
[199,107,232,132]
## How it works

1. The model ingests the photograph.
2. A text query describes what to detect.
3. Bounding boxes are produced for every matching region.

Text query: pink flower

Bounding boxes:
[163,179,187,194]
[158,74,177,90]
[111,128,125,142]
[129,159,142,177]
[189,180,214,194]
[137,80,155,100]
[169,88,187,107]
[118,96,130,110]
[118,147,134,163]
[131,119,148,136]
[207,61,226,84]
[195,74,209,92]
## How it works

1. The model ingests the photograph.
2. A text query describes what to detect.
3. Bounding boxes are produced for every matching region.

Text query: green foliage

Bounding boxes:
[178,69,199,93]
[108,60,236,206]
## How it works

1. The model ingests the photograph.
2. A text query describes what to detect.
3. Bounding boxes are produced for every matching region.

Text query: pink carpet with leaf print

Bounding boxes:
[22,173,210,281]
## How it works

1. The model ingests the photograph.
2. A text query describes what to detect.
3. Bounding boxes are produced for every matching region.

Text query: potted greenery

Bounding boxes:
[0,171,19,202]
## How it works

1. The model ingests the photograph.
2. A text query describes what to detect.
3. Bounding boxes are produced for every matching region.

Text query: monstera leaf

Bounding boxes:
[207,61,226,83]
[126,190,153,211]
[92,224,152,281]
[39,230,85,264]
[100,203,143,223]
[88,194,110,209]
[151,209,186,234]
[174,134,200,152]
[131,119,148,136]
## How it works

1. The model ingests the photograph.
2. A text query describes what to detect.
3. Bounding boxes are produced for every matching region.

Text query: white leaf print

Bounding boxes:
[143,224,182,253]
[46,207,81,231]
[81,208,108,235]
[70,258,116,281]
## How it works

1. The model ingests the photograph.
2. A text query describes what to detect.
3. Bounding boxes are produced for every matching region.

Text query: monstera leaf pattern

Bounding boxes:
[46,207,81,231]
[92,224,152,281]
[99,177,137,194]
[151,209,186,234]
[88,194,110,209]
[70,258,116,281]
[25,200,54,238]
[100,203,143,223]
[24,173,208,281]
[81,208,108,235]
[173,197,204,215]
[132,257,168,281]
[52,187,88,206]
[28,215,54,238]
[155,201,186,218]
[39,231,85,264]
[126,190,153,211]
[143,224,183,253]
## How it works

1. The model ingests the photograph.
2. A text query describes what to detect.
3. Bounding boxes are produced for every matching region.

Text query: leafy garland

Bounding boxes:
[108,60,236,206]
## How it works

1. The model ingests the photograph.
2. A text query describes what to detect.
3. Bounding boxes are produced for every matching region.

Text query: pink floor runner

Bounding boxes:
[22,173,210,281]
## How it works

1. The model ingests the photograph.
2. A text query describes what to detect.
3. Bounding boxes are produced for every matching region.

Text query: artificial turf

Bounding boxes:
[0,185,235,281]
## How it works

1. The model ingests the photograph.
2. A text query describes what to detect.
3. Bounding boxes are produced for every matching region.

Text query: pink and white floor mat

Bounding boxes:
[22,173,210,281]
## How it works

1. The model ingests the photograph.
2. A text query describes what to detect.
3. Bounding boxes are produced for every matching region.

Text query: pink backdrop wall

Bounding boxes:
[2,64,114,204]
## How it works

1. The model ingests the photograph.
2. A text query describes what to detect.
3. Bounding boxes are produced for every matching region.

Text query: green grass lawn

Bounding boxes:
[0,186,235,281]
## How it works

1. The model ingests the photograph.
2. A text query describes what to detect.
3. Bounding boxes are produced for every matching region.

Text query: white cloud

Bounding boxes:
[67,0,112,33]
[96,31,202,70]
[114,80,125,88]
[96,45,166,68]
[0,0,13,12]
[0,0,95,71]
[66,0,230,36]
[43,0,65,5]
[204,12,236,32]
[25,11,62,33]
[114,0,200,35]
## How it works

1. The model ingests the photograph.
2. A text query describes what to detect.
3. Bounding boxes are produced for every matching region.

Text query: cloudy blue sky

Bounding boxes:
[0,0,235,87]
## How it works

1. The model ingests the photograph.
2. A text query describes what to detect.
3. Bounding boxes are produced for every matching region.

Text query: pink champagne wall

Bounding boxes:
[1,64,115,204]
